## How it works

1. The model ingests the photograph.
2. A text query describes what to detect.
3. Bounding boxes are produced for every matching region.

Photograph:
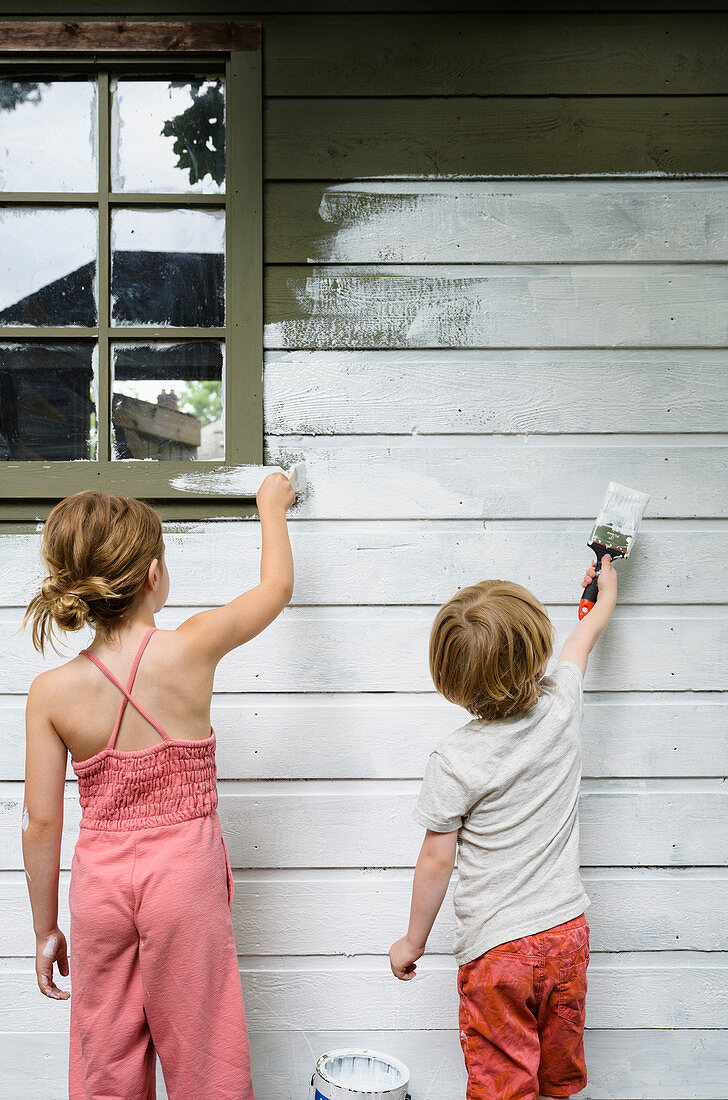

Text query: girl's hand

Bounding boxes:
[389,935,424,981]
[36,928,70,1000]
[257,471,295,513]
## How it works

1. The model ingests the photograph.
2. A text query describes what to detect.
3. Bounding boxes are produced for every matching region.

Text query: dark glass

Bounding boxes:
[111,341,223,460]
[0,208,97,327]
[110,209,224,327]
[0,343,97,460]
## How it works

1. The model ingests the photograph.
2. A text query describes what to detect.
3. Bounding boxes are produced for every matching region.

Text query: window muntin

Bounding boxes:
[0,69,228,467]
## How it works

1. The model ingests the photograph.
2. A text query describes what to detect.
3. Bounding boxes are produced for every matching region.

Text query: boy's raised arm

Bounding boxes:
[558,554,618,676]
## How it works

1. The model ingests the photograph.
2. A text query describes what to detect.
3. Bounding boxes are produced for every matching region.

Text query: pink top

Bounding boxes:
[72,627,218,831]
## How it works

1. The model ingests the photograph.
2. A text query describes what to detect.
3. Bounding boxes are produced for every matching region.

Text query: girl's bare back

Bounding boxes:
[42,627,217,764]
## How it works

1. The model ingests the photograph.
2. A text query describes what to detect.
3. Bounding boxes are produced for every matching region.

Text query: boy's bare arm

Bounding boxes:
[389,828,458,980]
[558,554,618,676]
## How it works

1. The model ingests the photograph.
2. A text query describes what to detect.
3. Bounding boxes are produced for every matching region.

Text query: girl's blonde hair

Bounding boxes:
[429,579,555,721]
[22,490,165,656]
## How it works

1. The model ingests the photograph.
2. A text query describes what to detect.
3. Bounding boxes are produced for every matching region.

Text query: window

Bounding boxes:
[0,21,261,519]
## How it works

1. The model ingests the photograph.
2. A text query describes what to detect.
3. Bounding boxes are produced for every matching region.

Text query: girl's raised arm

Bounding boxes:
[23,672,71,999]
[176,472,295,662]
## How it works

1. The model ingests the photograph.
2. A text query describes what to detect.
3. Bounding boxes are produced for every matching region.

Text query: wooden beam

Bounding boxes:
[0,20,261,52]
[262,13,728,97]
[265,96,728,179]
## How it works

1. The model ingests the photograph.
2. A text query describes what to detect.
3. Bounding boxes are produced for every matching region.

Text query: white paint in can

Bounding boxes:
[311,1049,410,1100]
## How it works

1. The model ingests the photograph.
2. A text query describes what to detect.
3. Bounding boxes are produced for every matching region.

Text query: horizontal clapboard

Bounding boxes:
[3,520,724,606]
[265,97,728,178]
[265,182,728,263]
[2,953,727,1031]
[3,869,726,956]
[2,779,726,870]
[264,14,728,96]
[265,350,728,433]
[264,436,728,520]
[2,692,725,781]
[3,607,727,693]
[1,1029,725,1100]
[264,264,728,348]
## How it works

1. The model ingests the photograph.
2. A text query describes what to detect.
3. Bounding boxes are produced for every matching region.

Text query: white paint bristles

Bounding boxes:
[589,481,650,557]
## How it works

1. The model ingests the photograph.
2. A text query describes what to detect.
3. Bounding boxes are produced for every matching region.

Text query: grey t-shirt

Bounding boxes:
[413,660,591,965]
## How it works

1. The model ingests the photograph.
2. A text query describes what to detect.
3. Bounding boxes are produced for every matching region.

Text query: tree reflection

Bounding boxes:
[0,81,49,111]
[0,79,224,188]
[161,81,224,187]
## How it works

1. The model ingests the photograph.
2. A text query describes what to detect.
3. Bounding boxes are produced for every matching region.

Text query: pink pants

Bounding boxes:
[68,812,254,1100]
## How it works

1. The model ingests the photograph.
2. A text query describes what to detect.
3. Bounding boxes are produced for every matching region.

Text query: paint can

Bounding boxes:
[310,1049,411,1100]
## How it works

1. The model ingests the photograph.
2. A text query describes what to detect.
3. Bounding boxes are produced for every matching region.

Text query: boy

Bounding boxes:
[389,556,617,1099]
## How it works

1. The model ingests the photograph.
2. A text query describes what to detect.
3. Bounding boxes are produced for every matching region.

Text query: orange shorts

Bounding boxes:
[457,913,590,1099]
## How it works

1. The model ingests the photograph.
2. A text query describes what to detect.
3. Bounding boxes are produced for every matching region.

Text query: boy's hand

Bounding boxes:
[389,935,424,981]
[597,553,618,601]
[35,927,70,1000]
[563,553,618,674]
[582,554,618,604]
[256,471,295,513]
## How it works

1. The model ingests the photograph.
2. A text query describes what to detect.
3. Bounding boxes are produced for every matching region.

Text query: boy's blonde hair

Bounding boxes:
[429,580,555,721]
[22,490,164,656]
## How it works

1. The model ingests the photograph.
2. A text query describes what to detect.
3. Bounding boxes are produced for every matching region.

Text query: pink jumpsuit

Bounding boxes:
[68,627,254,1100]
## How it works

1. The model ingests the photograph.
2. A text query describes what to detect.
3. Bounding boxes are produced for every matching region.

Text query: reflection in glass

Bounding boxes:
[110,208,224,327]
[111,78,225,194]
[0,343,97,460]
[112,341,223,460]
[0,208,97,326]
[0,79,97,192]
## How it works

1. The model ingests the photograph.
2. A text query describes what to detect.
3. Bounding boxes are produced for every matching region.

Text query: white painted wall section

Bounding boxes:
[2,179,726,1098]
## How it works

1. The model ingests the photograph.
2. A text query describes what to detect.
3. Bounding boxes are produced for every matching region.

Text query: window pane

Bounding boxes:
[111,341,223,460]
[111,208,224,327]
[0,342,97,460]
[111,78,224,194]
[0,79,97,192]
[0,208,98,327]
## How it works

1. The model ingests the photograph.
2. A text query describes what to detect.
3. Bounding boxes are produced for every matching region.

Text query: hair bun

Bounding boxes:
[40,576,90,631]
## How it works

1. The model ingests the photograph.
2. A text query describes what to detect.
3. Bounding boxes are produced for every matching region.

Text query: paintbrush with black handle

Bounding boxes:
[579,481,650,619]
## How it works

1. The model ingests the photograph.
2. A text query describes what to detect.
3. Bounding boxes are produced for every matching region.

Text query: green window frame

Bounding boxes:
[0,21,262,520]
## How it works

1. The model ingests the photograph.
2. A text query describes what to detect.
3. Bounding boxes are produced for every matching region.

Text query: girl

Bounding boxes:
[20,473,295,1100]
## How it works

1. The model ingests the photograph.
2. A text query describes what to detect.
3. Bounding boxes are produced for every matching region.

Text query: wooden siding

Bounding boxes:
[2,9,727,1100]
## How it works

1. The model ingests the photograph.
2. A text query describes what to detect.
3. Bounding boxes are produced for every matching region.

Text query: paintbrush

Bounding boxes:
[283,461,307,493]
[579,481,649,619]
